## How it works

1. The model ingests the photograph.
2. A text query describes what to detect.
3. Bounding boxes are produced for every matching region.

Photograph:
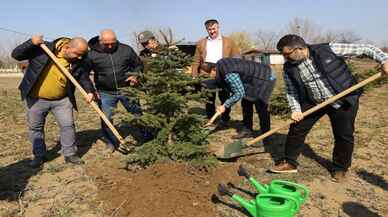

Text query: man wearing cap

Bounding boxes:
[138,31,160,58]
[86,29,144,150]
[192,19,240,128]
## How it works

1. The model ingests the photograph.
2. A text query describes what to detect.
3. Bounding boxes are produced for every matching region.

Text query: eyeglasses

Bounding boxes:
[282,47,304,56]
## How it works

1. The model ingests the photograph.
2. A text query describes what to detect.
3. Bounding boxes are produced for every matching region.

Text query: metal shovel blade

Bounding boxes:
[208,140,244,159]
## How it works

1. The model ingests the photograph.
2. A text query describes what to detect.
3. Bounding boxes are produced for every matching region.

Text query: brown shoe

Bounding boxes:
[331,170,347,183]
[269,161,298,173]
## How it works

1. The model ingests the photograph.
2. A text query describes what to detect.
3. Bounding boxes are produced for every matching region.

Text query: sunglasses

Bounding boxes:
[282,47,305,56]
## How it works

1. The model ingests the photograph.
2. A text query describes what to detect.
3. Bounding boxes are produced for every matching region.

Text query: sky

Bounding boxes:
[1,0,388,51]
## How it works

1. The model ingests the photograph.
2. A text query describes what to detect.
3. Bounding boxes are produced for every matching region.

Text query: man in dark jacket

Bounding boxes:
[87,29,144,149]
[206,58,276,137]
[269,34,388,182]
[11,35,95,168]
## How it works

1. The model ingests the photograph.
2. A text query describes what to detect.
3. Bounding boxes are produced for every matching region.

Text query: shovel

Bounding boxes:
[40,44,133,154]
[203,111,222,130]
[210,71,384,159]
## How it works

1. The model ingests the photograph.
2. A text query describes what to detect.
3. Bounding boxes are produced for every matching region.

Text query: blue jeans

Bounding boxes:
[26,96,76,157]
[98,91,142,146]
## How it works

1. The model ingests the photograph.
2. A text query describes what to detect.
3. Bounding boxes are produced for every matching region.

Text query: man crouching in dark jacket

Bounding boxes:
[205,58,276,141]
[11,35,95,168]
[86,29,144,150]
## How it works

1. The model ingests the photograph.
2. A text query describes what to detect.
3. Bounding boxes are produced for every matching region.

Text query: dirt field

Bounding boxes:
[0,61,387,217]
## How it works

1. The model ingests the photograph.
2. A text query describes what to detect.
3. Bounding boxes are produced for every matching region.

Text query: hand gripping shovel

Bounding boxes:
[203,111,222,130]
[210,71,384,159]
[40,44,133,154]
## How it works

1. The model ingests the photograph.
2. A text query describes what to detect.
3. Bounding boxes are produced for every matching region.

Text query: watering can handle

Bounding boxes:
[260,194,300,215]
[282,194,300,215]
[274,180,310,202]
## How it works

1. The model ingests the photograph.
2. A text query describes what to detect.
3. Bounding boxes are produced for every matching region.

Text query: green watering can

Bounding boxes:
[218,184,300,217]
[237,165,309,206]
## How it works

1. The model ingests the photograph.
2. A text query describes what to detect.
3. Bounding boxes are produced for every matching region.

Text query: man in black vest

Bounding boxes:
[205,58,276,138]
[269,34,388,182]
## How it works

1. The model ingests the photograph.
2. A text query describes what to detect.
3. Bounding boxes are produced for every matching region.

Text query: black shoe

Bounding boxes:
[216,119,229,129]
[64,155,84,165]
[232,128,254,139]
[29,156,47,168]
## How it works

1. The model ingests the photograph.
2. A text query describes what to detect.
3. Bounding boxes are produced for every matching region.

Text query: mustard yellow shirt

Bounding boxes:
[30,39,70,99]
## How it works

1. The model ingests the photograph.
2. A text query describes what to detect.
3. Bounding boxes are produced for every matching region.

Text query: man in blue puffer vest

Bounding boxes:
[205,58,276,141]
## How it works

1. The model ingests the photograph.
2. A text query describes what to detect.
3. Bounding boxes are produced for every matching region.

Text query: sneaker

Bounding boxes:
[216,119,229,129]
[64,155,84,165]
[232,128,254,139]
[29,156,47,168]
[100,137,117,152]
[331,170,347,183]
[105,142,116,152]
[269,161,298,173]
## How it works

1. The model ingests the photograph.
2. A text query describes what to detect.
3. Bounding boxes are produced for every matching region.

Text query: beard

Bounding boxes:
[287,54,306,65]
[287,58,305,65]
[103,47,115,53]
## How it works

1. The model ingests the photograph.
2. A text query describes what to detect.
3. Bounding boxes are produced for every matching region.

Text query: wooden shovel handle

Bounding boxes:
[246,72,383,146]
[204,111,222,127]
[40,44,125,144]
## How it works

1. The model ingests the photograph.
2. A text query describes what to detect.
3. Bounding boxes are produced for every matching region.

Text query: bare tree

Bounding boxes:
[287,17,319,43]
[228,31,255,53]
[0,35,26,68]
[254,30,280,51]
[314,31,338,43]
[285,17,363,44]
[336,31,362,43]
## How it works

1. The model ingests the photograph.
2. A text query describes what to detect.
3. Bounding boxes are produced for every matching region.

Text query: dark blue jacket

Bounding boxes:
[216,58,276,103]
[11,38,95,110]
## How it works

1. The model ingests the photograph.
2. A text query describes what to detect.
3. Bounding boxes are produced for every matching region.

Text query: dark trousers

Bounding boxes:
[241,98,271,133]
[283,102,358,171]
[98,91,142,146]
[202,79,231,122]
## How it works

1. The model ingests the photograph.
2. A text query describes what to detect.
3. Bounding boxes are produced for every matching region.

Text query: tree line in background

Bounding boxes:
[228,17,388,53]
[1,17,388,69]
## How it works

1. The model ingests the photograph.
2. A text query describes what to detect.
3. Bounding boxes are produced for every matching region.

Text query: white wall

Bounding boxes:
[269,54,284,65]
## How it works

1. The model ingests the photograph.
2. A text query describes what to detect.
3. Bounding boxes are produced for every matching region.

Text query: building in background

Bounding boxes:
[242,49,284,65]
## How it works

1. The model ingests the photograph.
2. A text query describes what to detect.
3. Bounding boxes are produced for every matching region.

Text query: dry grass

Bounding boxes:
[1,59,387,216]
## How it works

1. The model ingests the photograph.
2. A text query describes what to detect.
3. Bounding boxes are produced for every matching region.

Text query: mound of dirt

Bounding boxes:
[87,158,241,217]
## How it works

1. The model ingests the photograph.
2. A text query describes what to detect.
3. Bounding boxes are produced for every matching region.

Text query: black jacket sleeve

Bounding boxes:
[128,46,144,73]
[75,58,95,94]
[11,39,42,61]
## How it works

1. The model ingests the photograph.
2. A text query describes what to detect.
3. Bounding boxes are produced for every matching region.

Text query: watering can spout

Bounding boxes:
[231,194,256,217]
[249,177,269,194]
[238,165,269,194]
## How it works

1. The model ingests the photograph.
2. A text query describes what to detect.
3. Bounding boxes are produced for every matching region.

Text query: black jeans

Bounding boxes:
[202,79,231,122]
[241,98,270,133]
[283,101,358,171]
